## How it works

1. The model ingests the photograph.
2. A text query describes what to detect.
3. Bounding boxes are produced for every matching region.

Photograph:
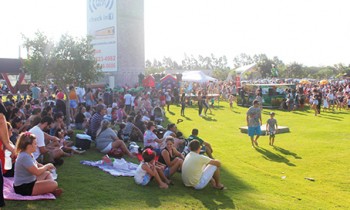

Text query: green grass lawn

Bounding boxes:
[5,102,350,210]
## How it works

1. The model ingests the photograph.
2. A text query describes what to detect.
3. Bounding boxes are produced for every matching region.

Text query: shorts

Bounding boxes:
[101,142,113,154]
[14,180,36,196]
[329,100,334,105]
[248,126,261,137]
[164,167,170,177]
[269,130,276,137]
[194,165,217,190]
[70,100,78,109]
[140,174,151,186]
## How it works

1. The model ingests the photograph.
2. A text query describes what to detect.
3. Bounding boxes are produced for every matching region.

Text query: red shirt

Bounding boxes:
[57,92,65,100]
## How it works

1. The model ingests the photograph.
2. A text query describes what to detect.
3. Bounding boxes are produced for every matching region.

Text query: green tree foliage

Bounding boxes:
[232,53,254,68]
[51,34,102,90]
[23,32,102,123]
[145,54,232,80]
[284,62,304,78]
[22,31,55,82]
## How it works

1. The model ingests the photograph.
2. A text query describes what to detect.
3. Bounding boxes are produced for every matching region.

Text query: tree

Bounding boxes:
[22,31,55,82]
[285,62,304,78]
[23,32,102,123]
[233,53,254,68]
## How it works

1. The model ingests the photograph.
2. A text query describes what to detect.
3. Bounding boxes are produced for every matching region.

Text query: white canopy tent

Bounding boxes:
[182,71,218,83]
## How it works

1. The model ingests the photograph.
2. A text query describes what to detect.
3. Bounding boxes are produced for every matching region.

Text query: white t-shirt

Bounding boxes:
[131,96,136,106]
[143,130,159,149]
[165,92,171,102]
[124,94,132,105]
[29,125,45,160]
[76,87,86,103]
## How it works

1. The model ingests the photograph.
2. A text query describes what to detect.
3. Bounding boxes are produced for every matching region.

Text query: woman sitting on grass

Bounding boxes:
[95,120,135,158]
[158,136,184,178]
[14,132,62,197]
[134,148,170,189]
[143,121,164,155]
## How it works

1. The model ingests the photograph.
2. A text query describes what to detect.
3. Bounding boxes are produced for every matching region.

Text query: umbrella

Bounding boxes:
[299,79,310,84]
[319,80,328,85]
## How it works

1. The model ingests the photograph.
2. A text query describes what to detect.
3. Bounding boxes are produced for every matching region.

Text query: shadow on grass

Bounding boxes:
[167,110,175,115]
[202,116,217,122]
[273,146,302,159]
[255,147,296,166]
[212,105,226,110]
[182,115,192,121]
[292,111,307,116]
[318,115,343,121]
[231,109,241,114]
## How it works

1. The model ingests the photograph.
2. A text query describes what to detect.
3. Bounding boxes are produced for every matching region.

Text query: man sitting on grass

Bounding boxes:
[182,140,225,190]
[188,128,214,158]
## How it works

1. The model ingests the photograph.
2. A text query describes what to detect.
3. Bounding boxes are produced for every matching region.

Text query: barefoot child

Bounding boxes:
[266,112,278,146]
[229,94,234,109]
[134,148,170,189]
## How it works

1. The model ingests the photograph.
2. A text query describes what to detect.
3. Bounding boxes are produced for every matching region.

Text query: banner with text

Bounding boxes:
[87,0,117,72]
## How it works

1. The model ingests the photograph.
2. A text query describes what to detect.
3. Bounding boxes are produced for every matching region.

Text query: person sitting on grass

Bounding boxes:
[14,132,62,197]
[188,129,214,159]
[134,148,171,189]
[182,140,225,190]
[46,129,85,155]
[158,136,184,178]
[95,120,135,158]
[143,121,164,155]
[29,116,65,165]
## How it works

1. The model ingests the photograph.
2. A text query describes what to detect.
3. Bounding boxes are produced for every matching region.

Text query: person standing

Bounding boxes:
[124,91,132,114]
[266,112,278,146]
[180,93,186,116]
[246,100,262,147]
[31,84,40,100]
[197,91,203,117]
[0,114,16,207]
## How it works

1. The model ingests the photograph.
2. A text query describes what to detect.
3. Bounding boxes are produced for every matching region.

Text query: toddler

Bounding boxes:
[134,148,170,189]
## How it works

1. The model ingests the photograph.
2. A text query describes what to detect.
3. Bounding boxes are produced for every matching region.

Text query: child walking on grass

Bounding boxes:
[229,94,234,109]
[266,112,278,146]
[134,148,171,189]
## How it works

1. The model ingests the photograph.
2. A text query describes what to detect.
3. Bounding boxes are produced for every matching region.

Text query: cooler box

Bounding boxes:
[75,134,92,150]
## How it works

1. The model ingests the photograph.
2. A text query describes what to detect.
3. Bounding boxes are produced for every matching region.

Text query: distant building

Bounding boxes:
[87,0,145,88]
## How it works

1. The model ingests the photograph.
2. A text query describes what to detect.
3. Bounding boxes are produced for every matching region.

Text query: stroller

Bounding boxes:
[151,106,165,125]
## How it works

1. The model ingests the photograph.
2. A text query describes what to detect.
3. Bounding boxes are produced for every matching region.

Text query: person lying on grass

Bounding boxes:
[182,140,225,190]
[188,129,214,159]
[14,132,62,197]
[46,129,85,155]
[134,148,171,189]
[157,136,184,178]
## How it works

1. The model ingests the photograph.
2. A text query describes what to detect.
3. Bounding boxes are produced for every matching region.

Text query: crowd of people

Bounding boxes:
[0,77,348,206]
[0,81,227,207]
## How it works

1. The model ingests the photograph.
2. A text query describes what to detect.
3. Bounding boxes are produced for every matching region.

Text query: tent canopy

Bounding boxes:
[235,63,256,74]
[182,71,217,83]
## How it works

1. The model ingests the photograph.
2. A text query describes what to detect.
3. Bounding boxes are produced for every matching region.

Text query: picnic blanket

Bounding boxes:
[3,177,56,200]
[80,158,138,177]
